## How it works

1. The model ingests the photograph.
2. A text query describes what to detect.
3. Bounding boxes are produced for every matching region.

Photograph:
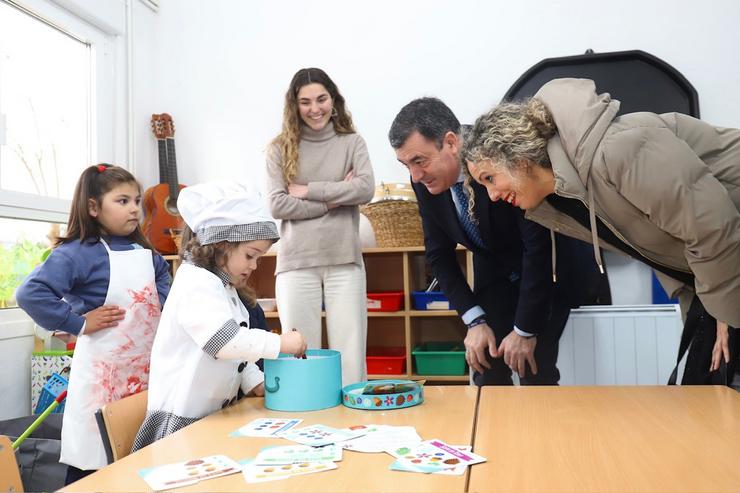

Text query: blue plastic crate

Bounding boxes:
[34,372,68,414]
[411,291,450,310]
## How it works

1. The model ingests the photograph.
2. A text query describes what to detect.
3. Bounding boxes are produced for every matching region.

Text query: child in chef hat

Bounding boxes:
[132,182,306,450]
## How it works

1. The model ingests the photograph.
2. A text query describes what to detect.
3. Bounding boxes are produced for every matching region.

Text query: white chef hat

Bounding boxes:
[178,181,279,245]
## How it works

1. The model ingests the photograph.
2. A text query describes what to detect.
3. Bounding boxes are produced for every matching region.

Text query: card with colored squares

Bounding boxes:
[279,424,367,447]
[230,417,303,437]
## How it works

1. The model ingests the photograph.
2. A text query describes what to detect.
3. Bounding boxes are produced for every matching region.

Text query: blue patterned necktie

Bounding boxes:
[451,182,485,249]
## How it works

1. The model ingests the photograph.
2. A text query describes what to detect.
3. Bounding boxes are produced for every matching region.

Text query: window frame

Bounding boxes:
[0,0,122,223]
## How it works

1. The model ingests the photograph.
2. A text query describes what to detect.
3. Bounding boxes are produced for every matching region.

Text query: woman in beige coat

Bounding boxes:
[462,78,739,384]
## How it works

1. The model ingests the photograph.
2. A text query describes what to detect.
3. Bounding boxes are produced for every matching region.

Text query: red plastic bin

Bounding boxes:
[366,346,406,374]
[366,291,404,312]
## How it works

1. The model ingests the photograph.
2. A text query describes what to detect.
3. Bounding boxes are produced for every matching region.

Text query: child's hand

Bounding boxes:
[248,383,265,397]
[280,329,307,357]
[83,305,125,334]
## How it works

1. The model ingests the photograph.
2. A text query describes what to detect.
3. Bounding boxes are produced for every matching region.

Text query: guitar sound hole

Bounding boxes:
[164,197,181,216]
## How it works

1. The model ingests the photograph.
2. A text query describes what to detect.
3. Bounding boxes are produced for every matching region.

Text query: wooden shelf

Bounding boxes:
[367,374,469,382]
[266,311,408,319]
[412,374,469,382]
[408,310,458,317]
[261,244,467,257]
[162,254,181,276]
[367,374,408,380]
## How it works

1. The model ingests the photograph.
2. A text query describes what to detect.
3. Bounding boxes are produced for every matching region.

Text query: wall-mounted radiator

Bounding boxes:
[557,305,683,385]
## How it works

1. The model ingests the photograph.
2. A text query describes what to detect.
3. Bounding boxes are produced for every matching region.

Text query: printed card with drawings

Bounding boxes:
[254,443,343,464]
[389,445,473,475]
[280,424,367,447]
[392,439,486,473]
[339,424,422,453]
[241,459,338,483]
[230,417,303,437]
[138,455,241,490]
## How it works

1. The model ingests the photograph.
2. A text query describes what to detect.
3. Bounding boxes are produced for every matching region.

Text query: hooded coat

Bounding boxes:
[525,78,740,327]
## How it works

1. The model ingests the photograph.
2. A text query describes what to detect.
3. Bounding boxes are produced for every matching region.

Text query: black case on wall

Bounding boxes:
[503,49,700,118]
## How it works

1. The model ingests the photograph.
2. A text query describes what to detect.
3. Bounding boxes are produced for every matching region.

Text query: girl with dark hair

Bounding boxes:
[16,163,171,483]
[266,68,375,385]
[132,182,306,451]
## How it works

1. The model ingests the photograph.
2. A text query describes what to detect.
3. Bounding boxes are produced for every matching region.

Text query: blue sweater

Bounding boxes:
[16,236,171,335]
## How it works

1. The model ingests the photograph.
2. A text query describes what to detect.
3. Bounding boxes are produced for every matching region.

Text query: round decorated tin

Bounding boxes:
[341,379,424,410]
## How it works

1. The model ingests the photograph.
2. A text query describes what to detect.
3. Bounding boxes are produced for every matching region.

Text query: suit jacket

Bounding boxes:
[413,179,594,335]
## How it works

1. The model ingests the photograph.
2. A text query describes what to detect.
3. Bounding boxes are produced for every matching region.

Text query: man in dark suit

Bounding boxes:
[388,97,602,385]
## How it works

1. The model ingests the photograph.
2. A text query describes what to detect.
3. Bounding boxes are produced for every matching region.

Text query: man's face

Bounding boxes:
[395,131,461,195]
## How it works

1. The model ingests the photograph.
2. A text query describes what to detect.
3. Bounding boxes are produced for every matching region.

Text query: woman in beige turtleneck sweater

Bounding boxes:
[266,68,375,385]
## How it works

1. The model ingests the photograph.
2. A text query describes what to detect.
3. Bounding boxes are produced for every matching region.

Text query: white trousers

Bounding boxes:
[275,263,367,385]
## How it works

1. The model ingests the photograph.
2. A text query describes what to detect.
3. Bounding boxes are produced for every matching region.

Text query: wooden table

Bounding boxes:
[62,386,479,492]
[469,386,740,492]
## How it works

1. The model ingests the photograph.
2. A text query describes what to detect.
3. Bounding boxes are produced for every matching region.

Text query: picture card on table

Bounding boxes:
[138,455,241,490]
[230,417,303,437]
[339,424,422,453]
[389,445,473,475]
[280,424,367,447]
[241,458,338,483]
[392,439,486,474]
[254,443,343,464]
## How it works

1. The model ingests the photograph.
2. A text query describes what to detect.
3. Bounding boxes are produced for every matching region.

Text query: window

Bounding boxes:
[0,0,121,309]
[0,217,62,308]
[0,0,91,202]
[0,0,119,224]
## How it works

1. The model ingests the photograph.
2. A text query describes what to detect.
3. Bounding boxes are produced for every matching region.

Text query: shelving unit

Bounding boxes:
[162,255,180,277]
[249,245,473,383]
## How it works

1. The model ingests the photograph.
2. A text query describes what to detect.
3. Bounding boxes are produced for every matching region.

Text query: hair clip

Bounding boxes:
[97,165,106,173]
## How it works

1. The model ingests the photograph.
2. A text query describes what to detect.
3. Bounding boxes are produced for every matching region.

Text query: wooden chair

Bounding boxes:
[0,435,23,492]
[94,390,148,464]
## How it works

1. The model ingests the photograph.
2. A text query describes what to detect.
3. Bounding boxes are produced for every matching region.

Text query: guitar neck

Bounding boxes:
[164,137,179,200]
[156,139,168,183]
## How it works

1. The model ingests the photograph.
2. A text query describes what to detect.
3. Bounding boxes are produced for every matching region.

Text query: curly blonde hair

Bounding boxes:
[462,97,556,172]
[270,68,356,184]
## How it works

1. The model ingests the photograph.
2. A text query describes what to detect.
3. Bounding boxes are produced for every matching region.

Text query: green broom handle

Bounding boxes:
[12,390,67,450]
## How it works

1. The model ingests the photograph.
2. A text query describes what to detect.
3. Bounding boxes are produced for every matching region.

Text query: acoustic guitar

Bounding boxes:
[143,113,186,254]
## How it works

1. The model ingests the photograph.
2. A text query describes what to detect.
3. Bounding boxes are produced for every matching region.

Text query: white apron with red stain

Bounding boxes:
[61,239,161,470]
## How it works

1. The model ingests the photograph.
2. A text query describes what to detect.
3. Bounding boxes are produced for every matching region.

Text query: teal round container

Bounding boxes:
[263,349,342,411]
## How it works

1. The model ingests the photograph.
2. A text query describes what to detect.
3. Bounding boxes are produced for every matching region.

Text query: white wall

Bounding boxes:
[127,0,740,304]
[131,0,740,190]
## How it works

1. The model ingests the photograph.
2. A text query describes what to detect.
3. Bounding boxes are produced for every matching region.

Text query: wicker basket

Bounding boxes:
[361,183,424,248]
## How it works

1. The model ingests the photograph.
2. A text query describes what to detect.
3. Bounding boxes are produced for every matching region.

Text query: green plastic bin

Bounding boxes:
[412,341,467,375]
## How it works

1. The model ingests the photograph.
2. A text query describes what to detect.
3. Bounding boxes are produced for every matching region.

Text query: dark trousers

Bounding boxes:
[473,282,570,386]
[65,465,94,485]
[670,295,738,386]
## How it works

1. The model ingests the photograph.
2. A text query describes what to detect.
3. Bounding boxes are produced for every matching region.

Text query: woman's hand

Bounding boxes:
[280,329,307,357]
[288,183,308,199]
[710,320,731,372]
[82,305,125,334]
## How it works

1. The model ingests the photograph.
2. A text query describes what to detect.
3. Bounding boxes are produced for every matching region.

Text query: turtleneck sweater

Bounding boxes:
[266,122,375,274]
